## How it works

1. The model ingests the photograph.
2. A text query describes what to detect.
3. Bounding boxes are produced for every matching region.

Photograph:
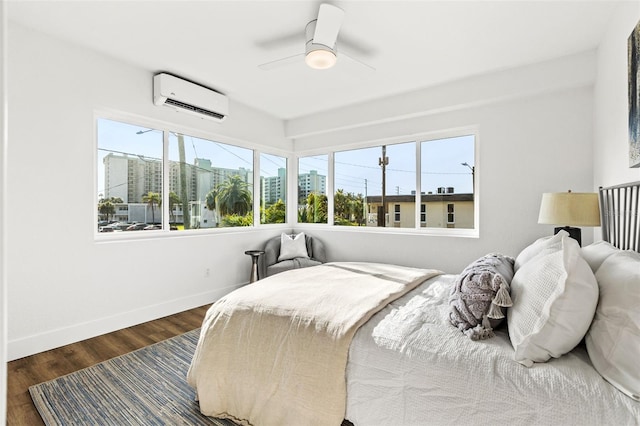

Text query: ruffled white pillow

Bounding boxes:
[508,231,598,367]
[278,232,309,261]
[514,235,553,271]
[586,251,640,401]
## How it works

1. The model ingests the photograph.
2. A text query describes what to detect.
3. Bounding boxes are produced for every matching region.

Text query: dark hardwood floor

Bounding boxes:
[6,304,209,425]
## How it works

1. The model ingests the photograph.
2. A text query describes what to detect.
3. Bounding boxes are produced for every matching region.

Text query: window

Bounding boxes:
[168,132,253,229]
[298,155,328,224]
[97,119,164,232]
[260,153,287,224]
[333,141,417,228]
[97,117,256,234]
[421,135,475,229]
[447,203,455,224]
[297,131,475,232]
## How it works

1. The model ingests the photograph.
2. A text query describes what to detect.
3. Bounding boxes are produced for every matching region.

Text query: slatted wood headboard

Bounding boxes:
[599,181,640,252]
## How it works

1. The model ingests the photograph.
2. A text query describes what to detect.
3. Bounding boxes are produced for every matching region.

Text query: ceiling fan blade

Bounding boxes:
[313,3,344,48]
[340,49,376,72]
[258,53,305,71]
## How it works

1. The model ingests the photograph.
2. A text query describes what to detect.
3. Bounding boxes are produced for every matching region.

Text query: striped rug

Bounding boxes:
[29,328,235,425]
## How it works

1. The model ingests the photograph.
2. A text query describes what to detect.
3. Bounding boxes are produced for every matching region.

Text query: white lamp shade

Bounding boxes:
[538,192,601,226]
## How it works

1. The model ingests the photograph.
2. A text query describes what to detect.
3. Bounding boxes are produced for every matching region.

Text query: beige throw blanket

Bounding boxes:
[187,262,442,426]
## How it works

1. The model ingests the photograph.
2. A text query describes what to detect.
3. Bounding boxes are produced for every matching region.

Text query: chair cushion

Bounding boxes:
[267,258,323,277]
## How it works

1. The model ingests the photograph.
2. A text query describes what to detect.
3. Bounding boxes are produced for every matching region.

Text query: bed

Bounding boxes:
[188,181,640,426]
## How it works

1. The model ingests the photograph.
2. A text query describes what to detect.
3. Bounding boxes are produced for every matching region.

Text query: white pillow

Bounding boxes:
[278,232,309,262]
[514,234,554,271]
[508,231,599,367]
[581,240,619,273]
[586,251,640,401]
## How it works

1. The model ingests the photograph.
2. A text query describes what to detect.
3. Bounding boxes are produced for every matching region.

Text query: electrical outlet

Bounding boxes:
[205,268,210,277]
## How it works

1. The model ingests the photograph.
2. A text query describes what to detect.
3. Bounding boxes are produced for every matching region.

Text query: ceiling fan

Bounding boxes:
[258,3,374,71]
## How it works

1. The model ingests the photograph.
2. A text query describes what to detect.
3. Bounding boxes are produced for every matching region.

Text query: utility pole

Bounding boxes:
[378,145,389,227]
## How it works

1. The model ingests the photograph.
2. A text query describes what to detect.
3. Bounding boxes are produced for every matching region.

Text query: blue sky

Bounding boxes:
[97,118,474,198]
[300,135,474,196]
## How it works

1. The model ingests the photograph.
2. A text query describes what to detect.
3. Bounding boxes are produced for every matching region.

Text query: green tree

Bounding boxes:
[305,192,327,223]
[298,207,308,223]
[215,175,252,216]
[350,193,365,225]
[334,190,364,225]
[205,189,217,211]
[264,199,286,224]
[98,197,123,221]
[142,192,161,224]
[205,175,252,227]
[157,191,181,223]
[98,200,115,221]
[334,189,349,221]
[168,191,181,223]
[221,213,253,227]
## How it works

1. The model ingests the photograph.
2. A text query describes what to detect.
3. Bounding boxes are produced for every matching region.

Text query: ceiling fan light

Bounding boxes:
[305,48,336,70]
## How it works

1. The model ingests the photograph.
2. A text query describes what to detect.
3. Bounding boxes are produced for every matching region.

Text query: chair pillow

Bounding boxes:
[449,253,515,340]
[581,240,619,273]
[585,251,640,401]
[508,231,598,367]
[278,232,309,262]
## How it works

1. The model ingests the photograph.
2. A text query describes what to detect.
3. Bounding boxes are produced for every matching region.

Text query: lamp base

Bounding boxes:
[554,226,582,246]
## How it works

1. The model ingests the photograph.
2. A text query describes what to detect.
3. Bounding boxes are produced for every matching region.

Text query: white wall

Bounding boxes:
[292,53,597,273]
[1,1,8,422]
[593,1,640,187]
[6,23,291,360]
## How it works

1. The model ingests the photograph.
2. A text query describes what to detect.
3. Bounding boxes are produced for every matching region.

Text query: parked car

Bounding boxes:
[126,223,147,231]
[143,224,162,230]
[99,222,122,232]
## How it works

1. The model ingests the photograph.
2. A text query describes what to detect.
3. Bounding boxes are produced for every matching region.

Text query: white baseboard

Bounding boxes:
[7,283,244,361]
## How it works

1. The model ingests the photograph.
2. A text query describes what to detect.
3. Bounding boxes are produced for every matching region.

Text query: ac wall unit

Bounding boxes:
[153,73,228,122]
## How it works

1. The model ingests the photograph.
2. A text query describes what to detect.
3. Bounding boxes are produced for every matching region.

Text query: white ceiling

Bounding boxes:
[8,0,624,120]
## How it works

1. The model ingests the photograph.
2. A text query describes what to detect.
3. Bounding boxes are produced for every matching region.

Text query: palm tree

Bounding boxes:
[142,192,161,224]
[97,197,123,221]
[98,200,115,221]
[306,192,328,223]
[159,191,181,223]
[215,175,252,217]
[205,189,217,212]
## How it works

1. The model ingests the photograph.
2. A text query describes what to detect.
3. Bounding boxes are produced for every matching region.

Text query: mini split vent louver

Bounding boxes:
[153,73,229,122]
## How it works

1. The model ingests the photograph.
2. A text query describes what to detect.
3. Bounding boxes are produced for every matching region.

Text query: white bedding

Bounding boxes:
[188,262,441,426]
[346,274,640,425]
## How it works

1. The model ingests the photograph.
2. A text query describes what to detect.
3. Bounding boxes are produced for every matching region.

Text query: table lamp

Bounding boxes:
[538,190,601,246]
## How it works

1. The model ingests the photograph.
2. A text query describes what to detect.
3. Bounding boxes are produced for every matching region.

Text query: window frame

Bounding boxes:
[94,111,291,240]
[94,112,477,239]
[294,127,479,238]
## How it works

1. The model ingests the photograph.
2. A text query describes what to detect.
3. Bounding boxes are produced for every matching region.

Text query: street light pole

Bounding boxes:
[461,162,475,192]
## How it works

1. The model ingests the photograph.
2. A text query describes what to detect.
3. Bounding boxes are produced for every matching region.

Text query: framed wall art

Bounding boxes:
[629,19,640,168]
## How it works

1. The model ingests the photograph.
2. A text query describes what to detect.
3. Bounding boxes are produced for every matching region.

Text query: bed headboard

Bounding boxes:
[599,181,640,252]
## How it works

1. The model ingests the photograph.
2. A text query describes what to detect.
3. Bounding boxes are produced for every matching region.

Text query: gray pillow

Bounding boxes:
[448,253,515,340]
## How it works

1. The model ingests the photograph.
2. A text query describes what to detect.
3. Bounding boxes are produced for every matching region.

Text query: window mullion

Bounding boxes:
[162,130,170,231]
[415,140,421,229]
[327,152,335,225]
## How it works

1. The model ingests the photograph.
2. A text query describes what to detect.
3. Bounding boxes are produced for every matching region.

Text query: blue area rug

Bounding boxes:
[29,328,235,425]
